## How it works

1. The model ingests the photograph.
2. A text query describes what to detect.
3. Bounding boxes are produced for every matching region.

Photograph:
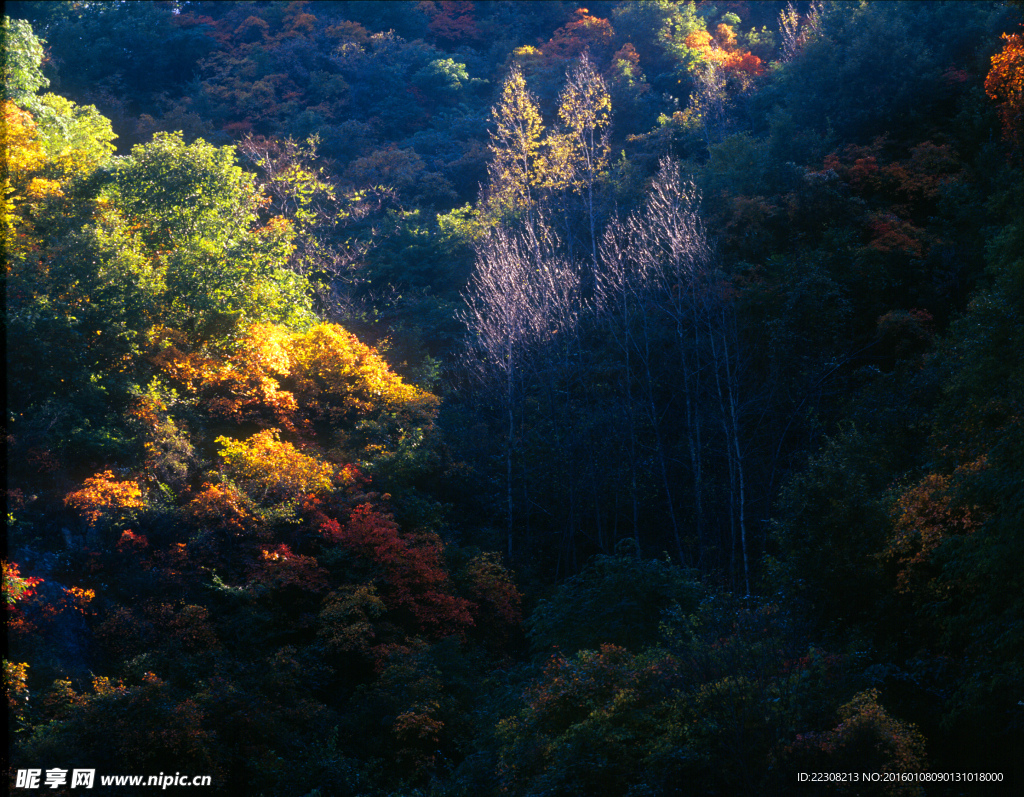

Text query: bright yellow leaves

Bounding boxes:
[152,322,438,441]
[34,93,117,165]
[485,57,611,225]
[558,60,611,152]
[217,428,335,502]
[64,471,145,526]
[2,101,47,178]
[550,55,611,201]
[485,66,545,220]
[4,659,30,715]
[289,323,437,420]
[3,92,117,261]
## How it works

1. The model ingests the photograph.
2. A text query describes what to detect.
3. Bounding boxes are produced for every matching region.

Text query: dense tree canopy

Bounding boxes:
[5,2,1023,794]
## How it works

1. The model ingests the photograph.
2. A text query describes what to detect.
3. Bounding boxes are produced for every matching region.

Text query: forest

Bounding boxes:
[3,1,1022,794]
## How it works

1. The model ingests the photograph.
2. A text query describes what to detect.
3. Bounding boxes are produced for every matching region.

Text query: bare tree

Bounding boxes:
[597,158,751,590]
[557,52,612,267]
[461,221,582,560]
[597,215,651,552]
[779,0,824,63]
[640,159,714,566]
[779,2,801,63]
[687,62,729,149]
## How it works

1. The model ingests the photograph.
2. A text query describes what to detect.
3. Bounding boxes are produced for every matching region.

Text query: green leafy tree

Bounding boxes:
[412,57,487,107]
[611,0,707,94]
[768,427,895,632]
[33,92,117,163]
[111,131,313,338]
[1,15,48,109]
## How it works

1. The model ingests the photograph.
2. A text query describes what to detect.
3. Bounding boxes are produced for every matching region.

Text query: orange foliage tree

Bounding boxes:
[882,457,989,598]
[1,100,60,261]
[186,482,254,537]
[684,25,764,80]
[542,8,616,61]
[985,32,1024,145]
[64,471,145,528]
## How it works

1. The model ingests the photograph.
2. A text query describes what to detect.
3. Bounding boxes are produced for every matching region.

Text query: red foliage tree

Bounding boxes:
[419,1,482,46]
[247,544,330,595]
[324,504,474,637]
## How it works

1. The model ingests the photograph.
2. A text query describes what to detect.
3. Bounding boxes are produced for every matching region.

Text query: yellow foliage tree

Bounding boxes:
[556,54,611,191]
[554,54,611,262]
[484,66,545,223]
[216,428,336,503]
[153,322,438,452]
[289,323,438,421]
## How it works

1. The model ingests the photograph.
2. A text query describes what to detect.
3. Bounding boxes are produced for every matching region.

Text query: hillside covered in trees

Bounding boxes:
[4,2,1023,794]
